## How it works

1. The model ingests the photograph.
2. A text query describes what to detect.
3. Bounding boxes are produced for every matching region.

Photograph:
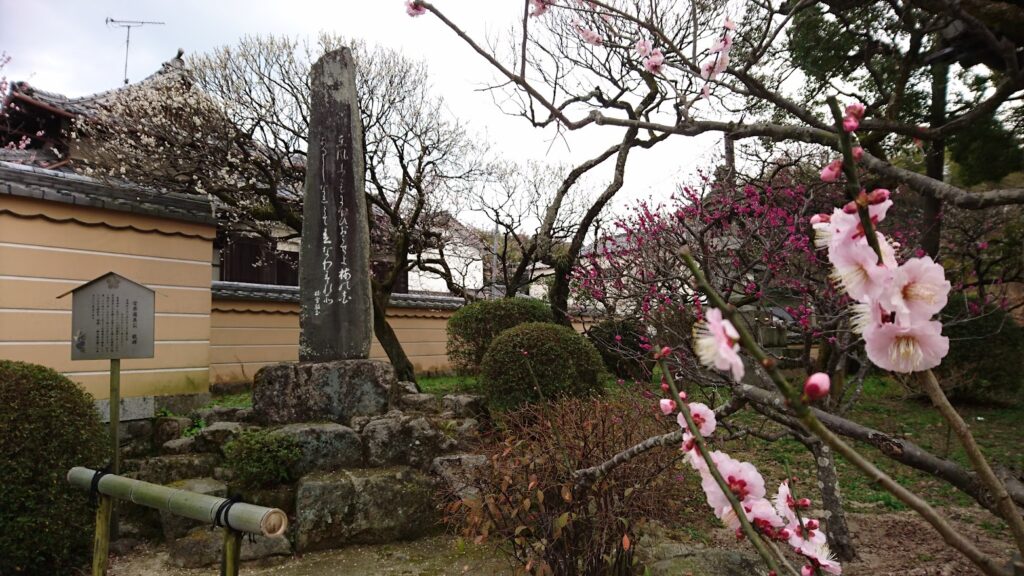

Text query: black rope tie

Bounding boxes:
[213,494,256,543]
[213,494,241,531]
[89,464,112,507]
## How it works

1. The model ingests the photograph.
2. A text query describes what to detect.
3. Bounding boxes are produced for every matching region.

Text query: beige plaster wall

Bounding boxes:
[210,299,455,384]
[0,196,216,399]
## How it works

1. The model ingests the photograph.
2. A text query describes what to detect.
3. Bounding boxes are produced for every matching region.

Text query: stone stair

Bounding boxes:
[119,384,490,568]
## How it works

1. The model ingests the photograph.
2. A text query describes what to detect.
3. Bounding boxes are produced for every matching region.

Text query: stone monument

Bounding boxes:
[252,48,396,425]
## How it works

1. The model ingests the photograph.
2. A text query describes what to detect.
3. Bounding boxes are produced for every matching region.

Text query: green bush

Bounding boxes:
[938,295,1024,403]
[587,317,653,382]
[223,429,301,488]
[0,360,107,575]
[479,322,605,408]
[446,297,554,374]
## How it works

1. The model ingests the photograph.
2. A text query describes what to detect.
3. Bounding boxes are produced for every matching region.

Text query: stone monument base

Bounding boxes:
[252,360,396,426]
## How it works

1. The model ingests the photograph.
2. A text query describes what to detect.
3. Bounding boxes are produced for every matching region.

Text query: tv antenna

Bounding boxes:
[105,17,165,85]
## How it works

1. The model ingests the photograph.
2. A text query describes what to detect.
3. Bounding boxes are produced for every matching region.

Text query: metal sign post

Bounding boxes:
[59,272,155,575]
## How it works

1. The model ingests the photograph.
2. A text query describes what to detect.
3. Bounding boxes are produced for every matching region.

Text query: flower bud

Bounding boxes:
[819,159,842,183]
[803,372,831,400]
[660,382,670,393]
[852,146,864,161]
[842,115,860,132]
[678,390,688,401]
[845,102,866,120]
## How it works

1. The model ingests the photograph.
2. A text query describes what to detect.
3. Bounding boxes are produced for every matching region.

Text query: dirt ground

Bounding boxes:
[842,508,1015,576]
[705,507,1016,576]
[110,508,1015,576]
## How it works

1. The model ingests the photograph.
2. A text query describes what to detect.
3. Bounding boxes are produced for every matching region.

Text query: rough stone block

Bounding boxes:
[431,454,486,500]
[294,467,439,552]
[400,393,442,413]
[123,453,220,485]
[154,416,192,447]
[361,411,455,469]
[118,419,155,458]
[161,436,196,456]
[269,423,363,476]
[239,484,298,517]
[442,394,489,420]
[159,477,227,541]
[168,526,292,568]
[194,421,251,454]
[396,380,419,395]
[252,360,395,425]
[192,406,248,426]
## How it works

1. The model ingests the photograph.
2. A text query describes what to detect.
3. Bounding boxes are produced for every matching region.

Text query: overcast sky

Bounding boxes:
[2,0,720,220]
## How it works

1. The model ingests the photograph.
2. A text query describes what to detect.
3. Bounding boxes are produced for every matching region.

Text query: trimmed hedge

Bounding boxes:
[446,297,554,374]
[586,317,653,382]
[0,360,107,575]
[938,295,1024,403]
[479,322,605,408]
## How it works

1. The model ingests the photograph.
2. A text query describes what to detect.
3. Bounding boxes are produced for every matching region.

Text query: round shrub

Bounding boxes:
[586,317,653,382]
[479,322,606,408]
[446,297,554,374]
[0,360,107,574]
[223,429,301,488]
[938,295,1024,403]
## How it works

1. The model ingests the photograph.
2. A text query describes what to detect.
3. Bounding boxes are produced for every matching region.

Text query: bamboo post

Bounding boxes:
[68,467,288,536]
[92,494,113,576]
[221,528,242,576]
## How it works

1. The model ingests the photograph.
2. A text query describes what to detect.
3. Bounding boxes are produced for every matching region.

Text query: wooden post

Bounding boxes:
[110,358,121,474]
[92,494,113,576]
[221,528,242,576]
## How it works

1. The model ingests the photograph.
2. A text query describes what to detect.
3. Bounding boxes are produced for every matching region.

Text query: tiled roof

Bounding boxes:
[8,53,187,118]
[211,281,466,310]
[0,161,216,225]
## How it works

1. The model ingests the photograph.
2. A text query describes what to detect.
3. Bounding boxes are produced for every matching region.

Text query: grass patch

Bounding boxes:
[205,391,253,409]
[418,374,479,396]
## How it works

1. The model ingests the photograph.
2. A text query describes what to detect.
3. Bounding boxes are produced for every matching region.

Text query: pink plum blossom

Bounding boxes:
[694,308,744,380]
[635,38,653,57]
[864,319,949,373]
[797,537,843,575]
[845,102,866,120]
[678,402,717,436]
[803,372,830,400]
[852,146,864,161]
[405,0,427,17]
[659,398,676,415]
[827,232,897,303]
[842,115,860,132]
[720,497,784,532]
[710,35,733,54]
[819,159,842,182]
[774,481,798,526]
[643,48,665,74]
[700,453,766,512]
[578,27,603,45]
[883,256,950,324]
[529,0,552,16]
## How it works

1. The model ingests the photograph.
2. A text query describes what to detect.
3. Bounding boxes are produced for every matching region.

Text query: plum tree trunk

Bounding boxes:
[809,441,857,561]
[371,287,417,385]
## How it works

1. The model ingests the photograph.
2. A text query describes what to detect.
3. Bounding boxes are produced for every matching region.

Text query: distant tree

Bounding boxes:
[75,35,491,382]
